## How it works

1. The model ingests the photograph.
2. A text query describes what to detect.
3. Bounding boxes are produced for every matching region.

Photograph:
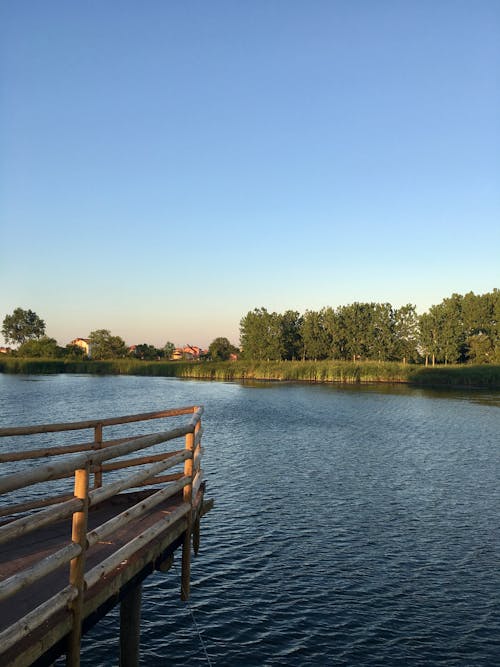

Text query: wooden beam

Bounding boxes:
[66,466,90,667]
[119,583,142,667]
[0,405,201,437]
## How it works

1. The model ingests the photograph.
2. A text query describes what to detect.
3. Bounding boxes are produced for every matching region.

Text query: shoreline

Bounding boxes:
[1,358,499,389]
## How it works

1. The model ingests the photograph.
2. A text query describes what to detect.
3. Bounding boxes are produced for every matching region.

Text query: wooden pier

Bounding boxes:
[0,406,212,666]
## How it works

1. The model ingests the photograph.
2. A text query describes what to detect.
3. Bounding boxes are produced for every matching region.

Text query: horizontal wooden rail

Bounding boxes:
[96,449,184,473]
[0,406,202,437]
[0,492,75,519]
[0,434,145,464]
[0,404,207,666]
[0,584,78,656]
[0,497,83,545]
[0,426,192,495]
[88,450,190,507]
[0,543,82,602]
[87,476,190,548]
[85,503,191,589]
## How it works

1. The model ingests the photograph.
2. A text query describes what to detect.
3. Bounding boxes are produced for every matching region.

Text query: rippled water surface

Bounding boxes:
[1,374,499,666]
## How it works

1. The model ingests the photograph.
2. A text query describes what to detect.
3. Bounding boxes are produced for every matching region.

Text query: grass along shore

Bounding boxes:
[0,357,499,388]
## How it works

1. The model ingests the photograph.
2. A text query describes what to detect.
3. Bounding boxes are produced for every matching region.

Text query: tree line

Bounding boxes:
[2,289,499,365]
[0,311,176,360]
[239,290,500,365]
[0,310,238,362]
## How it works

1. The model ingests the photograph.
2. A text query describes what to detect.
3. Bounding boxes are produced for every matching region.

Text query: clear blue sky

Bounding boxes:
[1,1,499,348]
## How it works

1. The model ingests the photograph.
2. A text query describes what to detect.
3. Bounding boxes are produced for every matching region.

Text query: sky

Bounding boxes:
[1,1,499,348]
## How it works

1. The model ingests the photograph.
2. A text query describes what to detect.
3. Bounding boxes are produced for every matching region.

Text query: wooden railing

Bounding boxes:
[0,406,205,666]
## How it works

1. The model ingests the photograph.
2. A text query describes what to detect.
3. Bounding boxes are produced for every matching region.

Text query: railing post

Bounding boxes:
[192,419,202,556]
[93,423,103,488]
[180,423,195,601]
[66,465,90,667]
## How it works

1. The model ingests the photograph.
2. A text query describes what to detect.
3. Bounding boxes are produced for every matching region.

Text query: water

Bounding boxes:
[1,374,499,666]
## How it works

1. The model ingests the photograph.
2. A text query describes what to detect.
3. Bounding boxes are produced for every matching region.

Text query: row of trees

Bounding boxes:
[1,309,241,362]
[3,290,499,365]
[2,329,178,361]
[0,311,177,360]
[239,290,500,364]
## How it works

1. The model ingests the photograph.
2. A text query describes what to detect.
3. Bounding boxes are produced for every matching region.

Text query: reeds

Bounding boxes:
[1,357,498,387]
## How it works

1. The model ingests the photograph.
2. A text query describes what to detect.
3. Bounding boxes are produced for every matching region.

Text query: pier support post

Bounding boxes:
[181,429,195,600]
[119,582,142,667]
[66,465,90,667]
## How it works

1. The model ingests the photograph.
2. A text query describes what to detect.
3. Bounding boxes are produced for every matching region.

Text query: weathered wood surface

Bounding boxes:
[0,406,201,437]
[0,404,209,667]
[0,488,205,666]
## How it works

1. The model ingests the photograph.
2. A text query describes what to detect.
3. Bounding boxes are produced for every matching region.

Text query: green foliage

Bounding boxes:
[16,336,65,358]
[163,341,175,360]
[280,310,303,360]
[88,329,127,359]
[240,290,499,366]
[208,337,238,361]
[130,343,161,360]
[65,343,87,359]
[239,308,284,360]
[394,304,419,362]
[301,310,330,360]
[2,308,46,345]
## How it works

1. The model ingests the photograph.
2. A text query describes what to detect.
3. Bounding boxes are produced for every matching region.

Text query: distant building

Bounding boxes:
[0,346,12,354]
[69,338,92,357]
[171,345,207,361]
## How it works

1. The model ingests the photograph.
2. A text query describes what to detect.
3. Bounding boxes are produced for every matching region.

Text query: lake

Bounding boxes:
[0,374,499,666]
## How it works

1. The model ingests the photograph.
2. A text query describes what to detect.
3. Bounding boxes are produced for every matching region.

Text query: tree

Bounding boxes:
[337,303,372,361]
[65,343,87,359]
[131,344,160,360]
[17,336,64,358]
[2,308,46,346]
[280,310,303,360]
[300,310,330,360]
[163,342,175,360]
[208,337,237,361]
[88,329,127,359]
[419,310,440,366]
[239,308,284,360]
[369,303,395,361]
[394,304,419,363]
[438,295,465,364]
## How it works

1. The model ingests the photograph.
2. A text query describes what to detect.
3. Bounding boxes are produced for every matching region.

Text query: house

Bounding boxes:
[69,338,92,357]
[0,347,12,354]
[171,345,207,361]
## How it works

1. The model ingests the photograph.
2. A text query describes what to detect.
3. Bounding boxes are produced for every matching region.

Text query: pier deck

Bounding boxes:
[0,406,211,666]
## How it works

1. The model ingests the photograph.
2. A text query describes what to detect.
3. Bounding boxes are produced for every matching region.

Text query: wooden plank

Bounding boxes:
[0,584,77,658]
[191,471,204,501]
[85,503,191,589]
[0,493,75,520]
[0,425,191,495]
[193,446,204,472]
[89,451,190,507]
[0,542,81,601]
[97,449,183,473]
[87,477,189,548]
[0,406,201,437]
[0,434,145,464]
[0,498,83,545]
